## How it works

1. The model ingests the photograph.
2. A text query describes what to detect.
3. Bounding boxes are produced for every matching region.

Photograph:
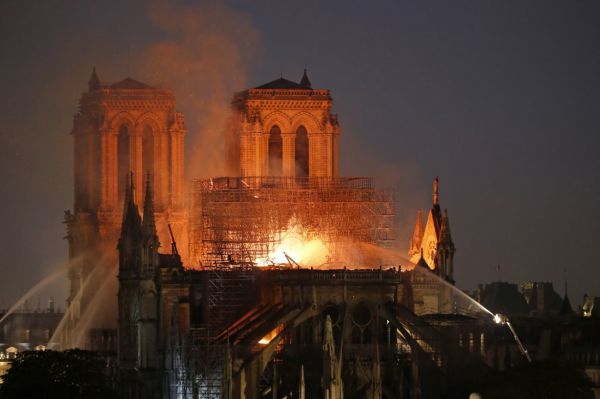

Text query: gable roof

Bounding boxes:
[110,77,153,90]
[254,77,310,90]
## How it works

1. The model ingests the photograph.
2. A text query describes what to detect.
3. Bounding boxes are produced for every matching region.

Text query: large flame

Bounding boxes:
[255,218,329,267]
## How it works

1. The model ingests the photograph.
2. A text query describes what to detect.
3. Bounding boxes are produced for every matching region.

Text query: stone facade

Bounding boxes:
[66,69,188,318]
[408,177,456,282]
[227,71,340,178]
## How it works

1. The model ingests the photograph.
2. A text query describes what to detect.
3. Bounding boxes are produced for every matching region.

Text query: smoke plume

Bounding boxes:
[135,0,261,179]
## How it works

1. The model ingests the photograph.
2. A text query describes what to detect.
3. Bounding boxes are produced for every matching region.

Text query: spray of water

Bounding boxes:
[0,256,82,326]
[411,265,494,317]
[48,255,109,348]
[67,264,117,349]
[368,244,532,362]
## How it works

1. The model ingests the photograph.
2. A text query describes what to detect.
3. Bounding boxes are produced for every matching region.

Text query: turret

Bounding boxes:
[88,66,101,91]
[300,68,312,89]
[141,174,160,279]
[432,176,442,227]
[559,274,574,317]
[117,174,142,368]
[436,209,455,282]
[118,173,142,276]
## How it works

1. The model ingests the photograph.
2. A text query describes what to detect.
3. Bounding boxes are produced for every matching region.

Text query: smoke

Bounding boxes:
[135,0,261,179]
[0,0,261,307]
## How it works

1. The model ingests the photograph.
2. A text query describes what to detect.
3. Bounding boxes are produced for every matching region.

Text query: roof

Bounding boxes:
[109,77,154,90]
[254,77,311,90]
[480,282,530,315]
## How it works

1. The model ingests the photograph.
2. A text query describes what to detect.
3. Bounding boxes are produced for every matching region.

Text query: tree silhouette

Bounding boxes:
[0,349,117,399]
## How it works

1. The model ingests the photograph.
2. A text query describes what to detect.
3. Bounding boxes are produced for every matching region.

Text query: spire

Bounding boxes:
[300,68,312,88]
[408,209,424,257]
[560,270,574,316]
[433,176,439,206]
[88,66,101,91]
[431,176,442,229]
[142,173,157,238]
[119,173,142,245]
[122,171,136,214]
[438,209,454,248]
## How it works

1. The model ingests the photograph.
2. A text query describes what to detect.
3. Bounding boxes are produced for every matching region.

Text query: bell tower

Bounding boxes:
[408,177,456,282]
[65,68,187,320]
[227,70,340,178]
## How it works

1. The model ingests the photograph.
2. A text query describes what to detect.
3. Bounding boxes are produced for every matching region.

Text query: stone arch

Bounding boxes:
[135,112,162,131]
[137,115,161,199]
[110,111,135,132]
[262,111,292,134]
[290,111,321,134]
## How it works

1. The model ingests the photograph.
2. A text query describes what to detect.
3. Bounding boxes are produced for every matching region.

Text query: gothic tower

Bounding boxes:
[117,176,161,397]
[226,70,340,178]
[65,68,187,321]
[408,177,456,281]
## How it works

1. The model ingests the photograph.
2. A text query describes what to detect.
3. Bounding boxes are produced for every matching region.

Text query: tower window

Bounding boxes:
[118,125,130,203]
[142,125,155,205]
[295,126,309,178]
[268,125,282,176]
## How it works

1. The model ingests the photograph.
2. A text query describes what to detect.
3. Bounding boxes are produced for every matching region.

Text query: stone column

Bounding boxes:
[131,130,143,207]
[259,134,268,177]
[326,133,333,178]
[282,132,295,177]
[332,132,340,177]
[239,132,249,177]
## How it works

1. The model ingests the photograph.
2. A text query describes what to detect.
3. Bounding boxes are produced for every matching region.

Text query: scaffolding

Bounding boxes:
[190,176,395,266]
[165,267,256,399]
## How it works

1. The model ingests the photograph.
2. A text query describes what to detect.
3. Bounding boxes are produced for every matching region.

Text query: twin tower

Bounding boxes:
[66,69,341,310]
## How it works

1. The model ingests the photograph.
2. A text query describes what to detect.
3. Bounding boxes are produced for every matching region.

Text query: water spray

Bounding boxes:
[493,313,532,363]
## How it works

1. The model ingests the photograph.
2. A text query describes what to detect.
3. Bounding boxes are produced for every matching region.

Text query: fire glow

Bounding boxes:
[255,218,329,267]
[258,324,284,345]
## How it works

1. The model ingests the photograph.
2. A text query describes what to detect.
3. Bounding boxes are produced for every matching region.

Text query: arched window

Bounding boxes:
[268,125,282,176]
[142,125,154,202]
[118,125,130,203]
[295,126,309,178]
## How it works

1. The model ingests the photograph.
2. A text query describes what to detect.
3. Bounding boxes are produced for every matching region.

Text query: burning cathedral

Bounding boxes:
[63,69,475,399]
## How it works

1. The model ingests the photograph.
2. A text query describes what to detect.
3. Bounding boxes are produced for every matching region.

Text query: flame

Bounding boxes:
[258,325,283,345]
[255,217,329,267]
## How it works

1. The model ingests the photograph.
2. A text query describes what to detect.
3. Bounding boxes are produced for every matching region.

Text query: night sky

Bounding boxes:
[1,0,599,309]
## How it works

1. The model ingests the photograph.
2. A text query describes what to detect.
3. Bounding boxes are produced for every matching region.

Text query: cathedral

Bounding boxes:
[407,177,456,282]
[65,69,465,398]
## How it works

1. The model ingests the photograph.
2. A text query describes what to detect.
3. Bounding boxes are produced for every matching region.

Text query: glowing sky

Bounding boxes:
[1,0,599,308]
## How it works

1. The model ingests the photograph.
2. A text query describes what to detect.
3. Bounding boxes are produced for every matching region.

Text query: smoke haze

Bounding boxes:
[1,0,600,309]
[0,0,260,307]
[136,0,261,179]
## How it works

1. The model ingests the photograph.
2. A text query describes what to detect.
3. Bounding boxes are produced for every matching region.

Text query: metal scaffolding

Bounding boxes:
[190,176,395,266]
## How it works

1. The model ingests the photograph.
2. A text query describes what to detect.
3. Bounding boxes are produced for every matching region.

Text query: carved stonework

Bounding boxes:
[228,74,340,178]
[68,71,189,322]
